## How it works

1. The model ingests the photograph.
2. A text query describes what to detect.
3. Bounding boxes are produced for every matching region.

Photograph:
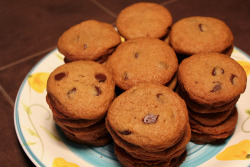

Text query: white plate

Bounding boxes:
[14,47,250,167]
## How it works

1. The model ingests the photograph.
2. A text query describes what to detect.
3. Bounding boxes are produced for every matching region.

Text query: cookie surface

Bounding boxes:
[116,2,172,39]
[105,37,178,90]
[170,16,234,55]
[57,20,121,61]
[47,61,115,119]
[107,83,188,151]
[178,52,247,105]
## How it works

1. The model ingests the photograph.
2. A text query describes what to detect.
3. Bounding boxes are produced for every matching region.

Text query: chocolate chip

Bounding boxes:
[199,24,204,32]
[211,81,221,92]
[84,43,87,49]
[55,72,66,81]
[212,67,224,76]
[156,93,164,102]
[95,73,106,82]
[230,74,238,85]
[119,130,132,135]
[135,53,139,58]
[67,87,76,98]
[143,114,159,124]
[124,72,128,81]
[94,86,102,96]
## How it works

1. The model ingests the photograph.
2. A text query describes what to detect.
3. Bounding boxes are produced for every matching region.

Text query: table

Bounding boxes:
[1,0,249,166]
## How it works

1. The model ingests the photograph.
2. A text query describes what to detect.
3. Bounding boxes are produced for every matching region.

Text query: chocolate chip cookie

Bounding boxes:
[57,20,121,63]
[46,61,115,146]
[105,37,178,90]
[47,61,115,119]
[178,52,247,106]
[170,16,234,61]
[116,2,172,39]
[106,83,189,151]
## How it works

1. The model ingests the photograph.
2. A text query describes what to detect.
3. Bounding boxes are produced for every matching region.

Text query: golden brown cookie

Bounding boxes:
[170,16,234,56]
[105,37,178,90]
[116,2,172,39]
[178,52,247,106]
[47,61,115,120]
[107,83,188,152]
[57,20,121,62]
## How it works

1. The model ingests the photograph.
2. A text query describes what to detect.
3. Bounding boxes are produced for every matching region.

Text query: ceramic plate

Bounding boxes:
[14,47,250,167]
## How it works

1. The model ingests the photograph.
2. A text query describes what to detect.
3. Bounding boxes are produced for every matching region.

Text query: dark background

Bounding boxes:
[1,0,249,166]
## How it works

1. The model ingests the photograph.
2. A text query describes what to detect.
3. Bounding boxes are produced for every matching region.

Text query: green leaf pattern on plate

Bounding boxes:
[41,125,61,141]
[241,109,250,133]
[21,100,59,160]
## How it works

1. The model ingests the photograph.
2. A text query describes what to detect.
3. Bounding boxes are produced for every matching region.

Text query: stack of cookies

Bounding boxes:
[46,61,115,146]
[177,52,247,144]
[106,84,190,167]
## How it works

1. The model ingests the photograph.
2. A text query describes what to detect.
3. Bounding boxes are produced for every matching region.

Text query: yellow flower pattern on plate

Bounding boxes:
[237,61,250,76]
[216,140,250,160]
[53,157,79,167]
[28,72,50,93]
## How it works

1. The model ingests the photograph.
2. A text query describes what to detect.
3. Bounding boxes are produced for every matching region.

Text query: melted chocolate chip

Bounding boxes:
[95,73,106,82]
[119,130,132,135]
[124,72,128,81]
[135,53,139,59]
[199,24,204,32]
[212,67,224,76]
[55,72,66,81]
[94,86,102,96]
[67,87,76,98]
[230,74,238,85]
[156,93,162,99]
[156,93,164,102]
[84,43,87,49]
[143,114,159,124]
[211,81,221,92]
